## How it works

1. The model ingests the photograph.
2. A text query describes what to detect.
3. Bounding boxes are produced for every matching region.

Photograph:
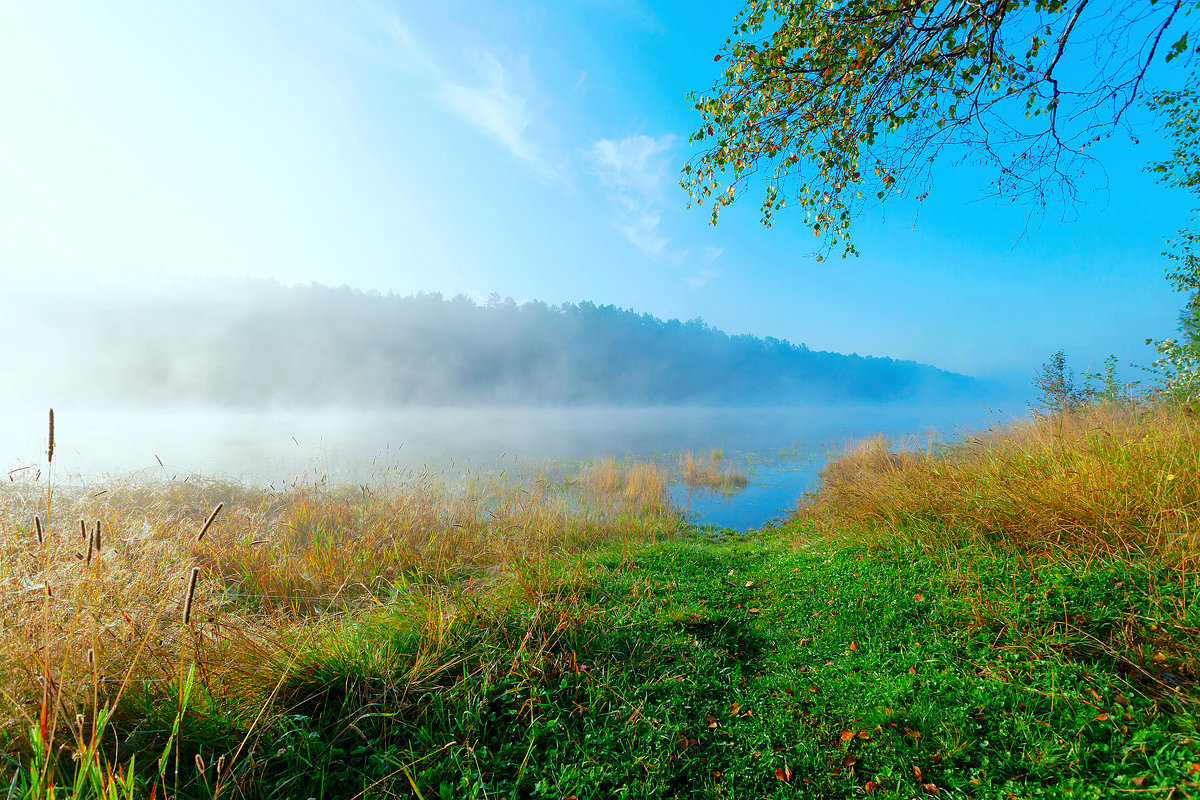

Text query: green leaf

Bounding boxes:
[1166,31,1188,63]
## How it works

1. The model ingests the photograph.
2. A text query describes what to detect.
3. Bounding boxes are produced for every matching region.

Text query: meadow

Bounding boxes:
[2,402,1197,798]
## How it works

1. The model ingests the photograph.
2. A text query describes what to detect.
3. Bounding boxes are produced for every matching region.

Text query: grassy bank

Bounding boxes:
[3,404,1199,797]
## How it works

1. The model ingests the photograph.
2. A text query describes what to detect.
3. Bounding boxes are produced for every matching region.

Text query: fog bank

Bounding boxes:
[4,281,986,409]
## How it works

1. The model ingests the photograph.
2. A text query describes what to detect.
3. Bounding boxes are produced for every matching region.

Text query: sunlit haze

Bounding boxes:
[1,2,1189,382]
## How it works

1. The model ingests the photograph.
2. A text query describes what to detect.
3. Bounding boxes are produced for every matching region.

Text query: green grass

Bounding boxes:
[62,525,1188,799]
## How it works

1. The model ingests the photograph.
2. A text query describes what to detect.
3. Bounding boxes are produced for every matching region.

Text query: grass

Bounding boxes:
[0,452,680,797]
[3,402,1199,797]
[677,449,750,495]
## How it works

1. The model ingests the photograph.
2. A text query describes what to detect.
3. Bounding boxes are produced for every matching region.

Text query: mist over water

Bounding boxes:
[1,401,1014,530]
[1,281,1024,529]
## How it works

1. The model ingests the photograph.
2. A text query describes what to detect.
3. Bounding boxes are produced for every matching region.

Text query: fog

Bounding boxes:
[1,281,1021,528]
[1,402,1019,530]
[4,281,987,409]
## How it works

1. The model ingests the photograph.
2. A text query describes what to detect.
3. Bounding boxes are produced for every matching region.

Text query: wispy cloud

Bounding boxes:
[587,134,676,256]
[378,12,565,184]
[439,52,565,184]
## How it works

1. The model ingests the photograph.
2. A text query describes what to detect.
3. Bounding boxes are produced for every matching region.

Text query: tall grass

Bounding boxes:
[0,454,681,792]
[796,402,1200,718]
[675,448,749,494]
[800,403,1200,566]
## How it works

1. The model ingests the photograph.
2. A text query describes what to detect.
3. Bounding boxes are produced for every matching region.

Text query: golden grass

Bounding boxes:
[0,457,681,747]
[676,448,749,494]
[582,456,672,513]
[799,403,1200,565]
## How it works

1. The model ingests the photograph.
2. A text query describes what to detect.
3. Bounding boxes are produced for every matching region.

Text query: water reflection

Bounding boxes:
[1,402,1009,531]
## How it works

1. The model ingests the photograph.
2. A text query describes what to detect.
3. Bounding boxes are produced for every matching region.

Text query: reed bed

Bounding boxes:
[0,455,682,763]
[799,402,1200,566]
[675,448,749,494]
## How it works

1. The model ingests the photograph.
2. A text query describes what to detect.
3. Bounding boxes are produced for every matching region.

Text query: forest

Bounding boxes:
[81,282,978,406]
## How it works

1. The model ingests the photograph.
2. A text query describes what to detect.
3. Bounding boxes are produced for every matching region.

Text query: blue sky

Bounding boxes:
[0,1,1192,384]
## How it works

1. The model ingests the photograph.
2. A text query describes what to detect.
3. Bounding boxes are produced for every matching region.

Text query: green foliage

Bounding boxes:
[1032,349,1085,414]
[684,0,1193,256]
[11,705,139,800]
[1082,354,1128,404]
[1149,58,1200,296]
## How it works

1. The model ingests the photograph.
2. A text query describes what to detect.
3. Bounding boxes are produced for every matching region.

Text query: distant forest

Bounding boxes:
[86,283,978,406]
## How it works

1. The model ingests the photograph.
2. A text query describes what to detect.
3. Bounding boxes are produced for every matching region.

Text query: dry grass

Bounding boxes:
[581,456,672,513]
[0,456,681,749]
[676,449,749,494]
[799,403,1200,565]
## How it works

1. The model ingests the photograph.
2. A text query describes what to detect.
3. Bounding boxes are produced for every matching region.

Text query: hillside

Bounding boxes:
[49,282,978,407]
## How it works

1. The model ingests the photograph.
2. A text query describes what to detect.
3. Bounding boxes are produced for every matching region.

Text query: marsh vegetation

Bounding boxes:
[3,401,1197,798]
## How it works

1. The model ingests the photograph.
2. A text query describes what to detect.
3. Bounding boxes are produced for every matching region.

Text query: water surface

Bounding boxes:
[2,403,1012,530]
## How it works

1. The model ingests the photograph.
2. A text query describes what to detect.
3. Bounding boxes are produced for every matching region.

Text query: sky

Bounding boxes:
[0,0,1194,385]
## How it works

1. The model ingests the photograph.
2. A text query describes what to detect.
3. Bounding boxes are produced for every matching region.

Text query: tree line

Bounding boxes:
[91,283,978,407]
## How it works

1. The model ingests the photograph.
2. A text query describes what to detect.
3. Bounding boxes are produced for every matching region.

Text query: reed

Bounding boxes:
[676,448,749,494]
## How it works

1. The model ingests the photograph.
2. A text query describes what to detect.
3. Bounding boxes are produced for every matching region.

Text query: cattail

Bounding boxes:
[33,515,43,544]
[86,530,94,564]
[196,503,223,542]
[93,521,102,553]
[182,567,200,624]
[46,409,54,464]
[80,519,87,540]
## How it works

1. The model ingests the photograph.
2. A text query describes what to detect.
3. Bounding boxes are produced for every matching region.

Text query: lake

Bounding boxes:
[1,402,1016,531]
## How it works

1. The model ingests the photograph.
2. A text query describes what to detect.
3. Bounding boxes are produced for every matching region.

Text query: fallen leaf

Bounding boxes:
[922,783,940,796]
[849,641,859,651]
[1095,713,1110,722]
[912,766,923,781]
[913,593,925,602]
[840,730,855,742]
[1114,694,1131,707]
[1130,775,1146,786]
[775,764,794,783]
[808,685,819,693]
[705,714,719,729]
[745,581,754,587]
[863,781,879,793]
[748,607,760,614]
[730,701,741,716]
[903,728,922,739]
[908,665,918,675]
[842,753,859,768]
